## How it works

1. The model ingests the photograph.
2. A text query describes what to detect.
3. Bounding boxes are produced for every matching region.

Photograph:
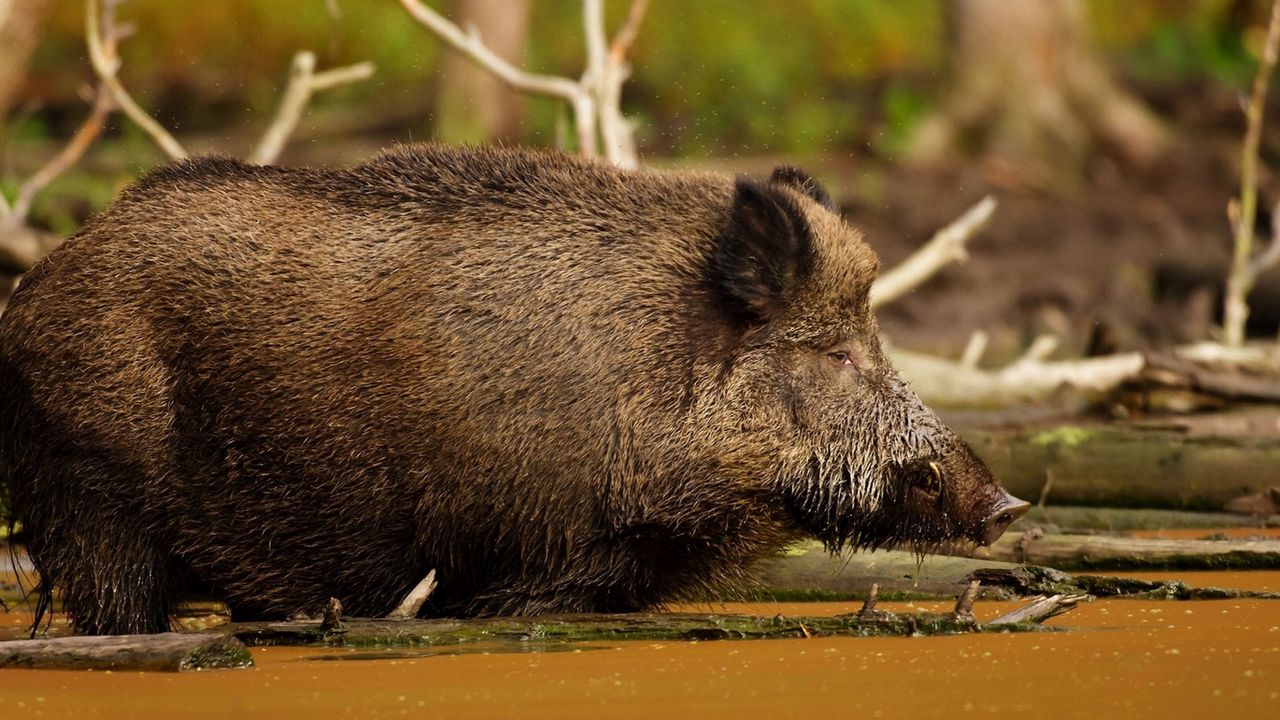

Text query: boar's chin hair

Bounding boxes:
[779,448,968,556]
[779,448,893,553]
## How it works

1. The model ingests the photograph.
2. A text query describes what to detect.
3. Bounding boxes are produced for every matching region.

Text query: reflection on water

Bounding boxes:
[0,572,1277,719]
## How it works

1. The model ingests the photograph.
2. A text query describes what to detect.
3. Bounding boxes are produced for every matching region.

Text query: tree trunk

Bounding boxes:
[0,0,49,127]
[911,0,1167,188]
[432,0,532,143]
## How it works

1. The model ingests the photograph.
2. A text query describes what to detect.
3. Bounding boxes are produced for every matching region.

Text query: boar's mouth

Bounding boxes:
[781,452,1029,556]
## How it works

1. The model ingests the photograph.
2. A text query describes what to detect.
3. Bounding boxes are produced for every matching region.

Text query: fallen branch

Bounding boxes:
[987,593,1086,626]
[754,543,1036,601]
[888,343,1145,406]
[870,195,996,308]
[248,52,375,165]
[0,632,253,672]
[386,569,437,620]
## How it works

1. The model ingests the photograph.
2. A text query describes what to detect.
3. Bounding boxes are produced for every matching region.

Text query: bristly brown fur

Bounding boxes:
[0,144,1018,635]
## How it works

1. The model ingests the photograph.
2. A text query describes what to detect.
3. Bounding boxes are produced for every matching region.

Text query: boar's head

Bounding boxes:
[703,167,1028,554]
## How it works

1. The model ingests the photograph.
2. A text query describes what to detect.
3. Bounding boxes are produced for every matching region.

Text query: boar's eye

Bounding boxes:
[907,460,944,496]
[826,351,858,369]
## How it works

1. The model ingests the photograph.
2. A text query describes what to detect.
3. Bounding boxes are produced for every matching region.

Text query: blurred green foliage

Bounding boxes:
[11,0,1276,159]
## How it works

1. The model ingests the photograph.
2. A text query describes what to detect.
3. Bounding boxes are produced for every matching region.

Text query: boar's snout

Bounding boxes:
[980,489,1030,546]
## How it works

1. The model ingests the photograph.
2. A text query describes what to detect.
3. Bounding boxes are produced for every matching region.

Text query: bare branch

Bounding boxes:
[589,0,642,168]
[1247,197,1280,283]
[397,0,584,104]
[888,344,1146,407]
[608,0,651,63]
[870,195,997,308]
[248,51,375,166]
[10,88,114,221]
[1017,334,1061,364]
[399,0,595,156]
[309,62,376,92]
[987,593,1086,626]
[85,0,186,160]
[583,0,608,88]
[958,330,988,371]
[1224,0,1280,347]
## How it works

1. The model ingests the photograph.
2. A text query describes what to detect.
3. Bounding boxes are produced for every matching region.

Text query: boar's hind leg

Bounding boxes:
[25,456,179,636]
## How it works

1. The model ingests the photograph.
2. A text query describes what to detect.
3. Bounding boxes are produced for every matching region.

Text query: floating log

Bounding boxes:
[968,529,1280,570]
[0,632,254,671]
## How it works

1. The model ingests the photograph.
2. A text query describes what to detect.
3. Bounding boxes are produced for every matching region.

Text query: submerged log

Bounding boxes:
[224,602,1068,649]
[969,529,1280,570]
[0,632,254,671]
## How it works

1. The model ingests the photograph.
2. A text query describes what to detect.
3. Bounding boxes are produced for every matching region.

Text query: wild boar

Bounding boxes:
[0,145,1028,635]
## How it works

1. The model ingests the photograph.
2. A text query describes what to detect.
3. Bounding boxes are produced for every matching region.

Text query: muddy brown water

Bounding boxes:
[2,572,1278,719]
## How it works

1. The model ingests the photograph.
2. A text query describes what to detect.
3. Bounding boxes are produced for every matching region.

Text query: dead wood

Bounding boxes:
[959,422,1280,511]
[968,530,1280,570]
[951,580,980,623]
[987,593,1087,626]
[387,569,437,620]
[1017,505,1279,532]
[223,601,1065,649]
[319,597,343,631]
[0,632,253,671]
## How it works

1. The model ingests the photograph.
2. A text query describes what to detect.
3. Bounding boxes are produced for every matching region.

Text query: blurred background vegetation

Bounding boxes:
[5,1,1266,158]
[4,0,1280,358]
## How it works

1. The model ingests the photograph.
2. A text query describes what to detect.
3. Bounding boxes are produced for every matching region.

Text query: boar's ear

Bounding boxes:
[769,166,836,212]
[710,177,815,323]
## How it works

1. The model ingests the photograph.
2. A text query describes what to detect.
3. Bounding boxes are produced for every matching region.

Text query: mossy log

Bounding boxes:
[0,632,254,671]
[958,423,1280,511]
[969,530,1280,570]
[756,542,1280,600]
[223,606,1061,649]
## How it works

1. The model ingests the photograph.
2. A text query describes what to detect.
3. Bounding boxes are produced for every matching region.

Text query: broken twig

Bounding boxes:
[987,593,1086,626]
[387,569,437,620]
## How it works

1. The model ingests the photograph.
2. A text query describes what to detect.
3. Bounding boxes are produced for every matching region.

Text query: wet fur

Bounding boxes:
[0,145,1005,635]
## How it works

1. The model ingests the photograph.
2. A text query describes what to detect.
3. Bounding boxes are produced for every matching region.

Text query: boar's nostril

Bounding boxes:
[980,493,1031,546]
